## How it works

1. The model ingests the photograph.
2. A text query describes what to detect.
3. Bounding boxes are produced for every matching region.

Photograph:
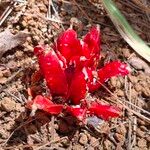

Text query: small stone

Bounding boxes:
[7,60,17,71]
[104,139,113,150]
[0,128,8,139]
[122,48,131,58]
[136,128,145,138]
[0,77,7,84]
[0,97,16,112]
[116,124,126,136]
[0,71,3,78]
[109,77,123,89]
[128,74,138,84]
[79,133,88,145]
[15,103,23,111]
[116,89,124,97]
[72,144,84,150]
[39,5,47,13]
[90,137,99,147]
[5,120,15,130]
[15,51,23,59]
[22,20,27,27]
[133,146,140,150]
[146,135,150,142]
[140,126,148,132]
[41,28,47,33]
[134,84,142,92]
[114,133,125,143]
[61,137,70,147]
[142,87,150,97]
[137,138,147,148]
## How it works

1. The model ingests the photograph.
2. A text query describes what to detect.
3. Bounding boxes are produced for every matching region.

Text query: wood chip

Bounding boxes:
[0,29,29,58]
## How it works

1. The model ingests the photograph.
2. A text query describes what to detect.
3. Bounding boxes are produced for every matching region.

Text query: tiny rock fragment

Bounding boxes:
[114,133,125,143]
[72,144,84,150]
[122,48,131,58]
[0,77,7,84]
[0,97,16,112]
[79,133,88,145]
[128,57,150,74]
[90,137,99,147]
[61,137,70,147]
[104,139,114,150]
[136,128,145,138]
[137,138,147,148]
[0,29,29,58]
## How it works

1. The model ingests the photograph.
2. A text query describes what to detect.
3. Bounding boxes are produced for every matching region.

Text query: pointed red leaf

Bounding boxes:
[98,61,129,83]
[56,29,82,63]
[66,106,87,121]
[83,25,100,55]
[34,46,68,97]
[27,95,63,115]
[83,25,101,68]
[88,61,129,92]
[67,70,87,104]
[88,102,120,120]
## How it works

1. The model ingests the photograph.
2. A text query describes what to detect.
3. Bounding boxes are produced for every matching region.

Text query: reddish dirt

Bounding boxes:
[0,0,150,150]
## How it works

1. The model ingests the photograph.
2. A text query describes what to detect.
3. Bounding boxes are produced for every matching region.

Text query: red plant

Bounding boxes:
[27,26,129,121]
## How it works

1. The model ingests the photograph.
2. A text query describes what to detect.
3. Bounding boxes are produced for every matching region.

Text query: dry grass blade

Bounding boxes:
[102,0,150,62]
[0,1,17,26]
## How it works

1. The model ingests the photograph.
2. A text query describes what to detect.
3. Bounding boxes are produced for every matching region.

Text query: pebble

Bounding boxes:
[90,137,99,147]
[134,83,142,92]
[116,89,124,97]
[137,138,147,148]
[128,74,138,84]
[109,77,123,89]
[79,133,88,145]
[136,128,145,138]
[0,77,7,84]
[7,60,18,71]
[72,144,84,150]
[114,133,125,143]
[0,97,16,112]
[104,139,114,150]
[61,137,70,147]
[122,48,131,58]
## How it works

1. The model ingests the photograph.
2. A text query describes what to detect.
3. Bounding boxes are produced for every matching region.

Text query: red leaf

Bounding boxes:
[83,25,101,68]
[84,25,100,55]
[34,46,68,97]
[56,29,82,63]
[66,106,87,121]
[88,102,120,120]
[67,70,87,104]
[98,61,129,82]
[27,95,63,115]
[88,61,129,92]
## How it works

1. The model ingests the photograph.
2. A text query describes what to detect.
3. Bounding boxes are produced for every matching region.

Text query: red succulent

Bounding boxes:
[27,26,129,121]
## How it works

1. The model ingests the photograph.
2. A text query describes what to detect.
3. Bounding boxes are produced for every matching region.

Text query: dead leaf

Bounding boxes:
[0,29,29,58]
[128,57,150,74]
